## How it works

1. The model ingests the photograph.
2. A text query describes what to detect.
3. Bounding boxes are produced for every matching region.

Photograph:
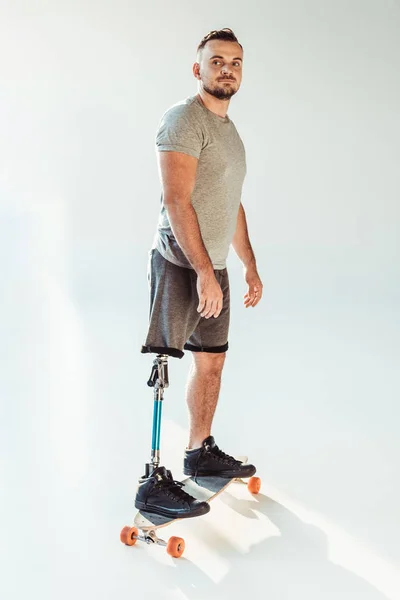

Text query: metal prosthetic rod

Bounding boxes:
[145,354,169,477]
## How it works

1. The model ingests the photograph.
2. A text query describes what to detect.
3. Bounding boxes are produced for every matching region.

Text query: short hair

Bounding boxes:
[197,28,243,60]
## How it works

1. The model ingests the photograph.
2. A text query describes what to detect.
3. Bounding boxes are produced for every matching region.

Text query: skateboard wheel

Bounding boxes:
[247,476,261,494]
[120,525,139,546]
[166,536,185,558]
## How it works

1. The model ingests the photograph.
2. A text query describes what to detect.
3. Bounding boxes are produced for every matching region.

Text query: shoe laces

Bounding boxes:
[154,470,195,505]
[203,443,240,466]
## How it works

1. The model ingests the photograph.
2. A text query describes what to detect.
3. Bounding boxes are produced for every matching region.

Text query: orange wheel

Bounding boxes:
[166,536,185,558]
[120,525,139,546]
[248,476,261,494]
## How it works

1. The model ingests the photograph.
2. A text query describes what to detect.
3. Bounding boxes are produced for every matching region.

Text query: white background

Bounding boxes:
[1,1,399,599]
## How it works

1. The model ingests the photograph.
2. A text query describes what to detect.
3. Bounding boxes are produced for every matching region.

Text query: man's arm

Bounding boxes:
[157,150,223,318]
[231,202,257,268]
[157,151,214,276]
[232,202,263,308]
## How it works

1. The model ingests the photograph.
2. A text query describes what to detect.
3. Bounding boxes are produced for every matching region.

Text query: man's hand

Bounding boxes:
[243,265,263,308]
[197,271,224,318]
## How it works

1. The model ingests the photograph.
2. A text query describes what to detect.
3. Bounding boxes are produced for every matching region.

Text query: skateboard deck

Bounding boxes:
[120,456,261,557]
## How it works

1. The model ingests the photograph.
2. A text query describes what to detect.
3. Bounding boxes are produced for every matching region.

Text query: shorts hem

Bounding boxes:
[141,345,184,359]
[183,342,229,353]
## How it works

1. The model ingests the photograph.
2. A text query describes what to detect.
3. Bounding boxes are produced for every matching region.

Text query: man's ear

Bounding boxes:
[192,62,201,80]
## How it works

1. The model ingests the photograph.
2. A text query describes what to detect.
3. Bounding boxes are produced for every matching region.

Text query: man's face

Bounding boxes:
[195,40,243,100]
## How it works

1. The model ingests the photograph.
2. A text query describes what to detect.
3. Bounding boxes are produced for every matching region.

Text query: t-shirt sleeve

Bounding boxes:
[155,106,203,159]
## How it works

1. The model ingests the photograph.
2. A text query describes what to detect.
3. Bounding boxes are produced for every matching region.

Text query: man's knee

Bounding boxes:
[192,351,226,375]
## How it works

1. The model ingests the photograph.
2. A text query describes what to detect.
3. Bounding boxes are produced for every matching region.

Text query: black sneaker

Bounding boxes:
[183,436,257,479]
[135,465,210,519]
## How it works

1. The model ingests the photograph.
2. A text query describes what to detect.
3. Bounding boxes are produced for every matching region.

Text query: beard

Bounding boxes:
[202,79,237,100]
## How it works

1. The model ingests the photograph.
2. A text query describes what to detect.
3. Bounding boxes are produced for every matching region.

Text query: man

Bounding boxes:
[135,28,263,519]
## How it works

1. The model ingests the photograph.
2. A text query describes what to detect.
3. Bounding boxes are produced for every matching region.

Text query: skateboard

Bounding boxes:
[120,457,261,558]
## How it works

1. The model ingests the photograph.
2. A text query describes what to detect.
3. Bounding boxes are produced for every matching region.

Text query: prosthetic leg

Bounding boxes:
[144,353,169,477]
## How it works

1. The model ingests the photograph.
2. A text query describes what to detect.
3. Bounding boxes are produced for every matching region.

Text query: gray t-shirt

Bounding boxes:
[152,94,247,270]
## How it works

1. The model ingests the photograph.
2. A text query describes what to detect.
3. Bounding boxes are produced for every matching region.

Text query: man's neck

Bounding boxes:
[196,91,230,119]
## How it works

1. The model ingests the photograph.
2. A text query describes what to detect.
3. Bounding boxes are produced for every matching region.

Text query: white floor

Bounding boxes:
[2,277,399,600]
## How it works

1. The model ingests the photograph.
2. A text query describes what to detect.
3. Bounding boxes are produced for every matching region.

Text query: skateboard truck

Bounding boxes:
[122,527,167,548]
[144,354,169,477]
[120,523,185,557]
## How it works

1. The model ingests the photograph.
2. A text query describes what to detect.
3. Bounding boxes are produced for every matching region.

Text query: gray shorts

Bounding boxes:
[141,248,230,359]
